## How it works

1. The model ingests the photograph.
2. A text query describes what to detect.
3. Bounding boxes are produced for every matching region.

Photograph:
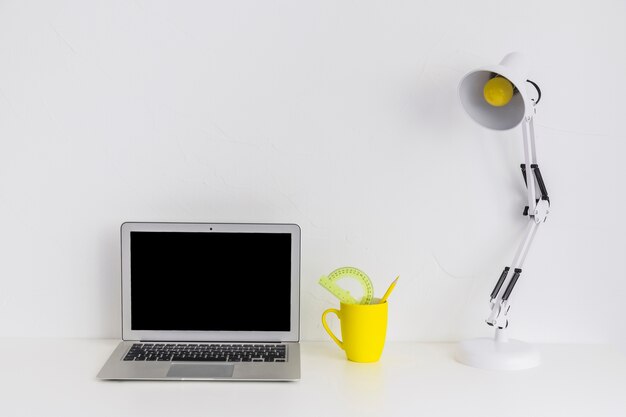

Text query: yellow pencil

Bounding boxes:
[380,276,399,303]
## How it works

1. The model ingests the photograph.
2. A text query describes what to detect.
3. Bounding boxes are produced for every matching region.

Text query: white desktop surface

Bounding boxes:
[1,339,625,417]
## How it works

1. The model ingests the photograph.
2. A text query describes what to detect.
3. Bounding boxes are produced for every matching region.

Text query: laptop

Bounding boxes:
[97,222,301,381]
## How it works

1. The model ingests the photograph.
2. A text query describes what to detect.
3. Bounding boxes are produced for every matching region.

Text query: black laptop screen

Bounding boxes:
[130,231,292,331]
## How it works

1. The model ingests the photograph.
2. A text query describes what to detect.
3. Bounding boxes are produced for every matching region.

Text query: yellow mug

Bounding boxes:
[321,301,388,363]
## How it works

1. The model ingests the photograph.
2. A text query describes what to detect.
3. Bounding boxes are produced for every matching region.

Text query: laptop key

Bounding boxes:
[123,343,287,362]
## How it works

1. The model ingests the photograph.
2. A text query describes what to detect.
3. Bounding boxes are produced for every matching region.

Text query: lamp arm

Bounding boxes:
[486,116,550,329]
[522,118,551,219]
[486,220,540,328]
[522,118,538,213]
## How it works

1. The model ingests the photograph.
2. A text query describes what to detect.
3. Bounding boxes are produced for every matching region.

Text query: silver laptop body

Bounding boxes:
[97,222,301,381]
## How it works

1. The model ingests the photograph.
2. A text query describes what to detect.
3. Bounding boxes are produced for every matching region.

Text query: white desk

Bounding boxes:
[1,339,625,417]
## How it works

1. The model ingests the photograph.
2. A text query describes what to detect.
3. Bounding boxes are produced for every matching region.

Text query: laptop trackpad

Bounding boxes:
[167,364,234,379]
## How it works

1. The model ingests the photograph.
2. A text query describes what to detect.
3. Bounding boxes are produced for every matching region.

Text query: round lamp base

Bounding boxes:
[455,337,541,371]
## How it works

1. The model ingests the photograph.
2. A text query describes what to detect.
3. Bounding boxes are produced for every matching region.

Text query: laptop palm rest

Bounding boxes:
[167,364,234,379]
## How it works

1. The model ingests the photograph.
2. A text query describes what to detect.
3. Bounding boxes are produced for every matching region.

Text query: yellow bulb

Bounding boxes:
[483,76,514,107]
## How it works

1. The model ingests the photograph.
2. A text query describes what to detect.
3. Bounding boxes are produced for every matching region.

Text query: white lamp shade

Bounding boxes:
[459,53,533,130]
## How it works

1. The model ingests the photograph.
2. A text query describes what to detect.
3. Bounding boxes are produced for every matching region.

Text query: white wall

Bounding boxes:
[1,0,625,346]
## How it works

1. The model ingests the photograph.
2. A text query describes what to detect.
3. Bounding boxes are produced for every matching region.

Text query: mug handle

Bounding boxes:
[321,308,344,350]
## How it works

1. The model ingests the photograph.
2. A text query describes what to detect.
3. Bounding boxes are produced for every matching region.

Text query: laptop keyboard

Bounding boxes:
[123,343,287,363]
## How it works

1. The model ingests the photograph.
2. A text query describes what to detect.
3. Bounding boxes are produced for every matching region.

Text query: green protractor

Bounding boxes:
[319,266,374,305]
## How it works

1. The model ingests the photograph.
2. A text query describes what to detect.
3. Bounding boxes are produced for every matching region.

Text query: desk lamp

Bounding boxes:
[455,53,550,370]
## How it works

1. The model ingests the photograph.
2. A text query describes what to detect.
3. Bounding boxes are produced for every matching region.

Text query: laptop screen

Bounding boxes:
[129,231,292,332]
